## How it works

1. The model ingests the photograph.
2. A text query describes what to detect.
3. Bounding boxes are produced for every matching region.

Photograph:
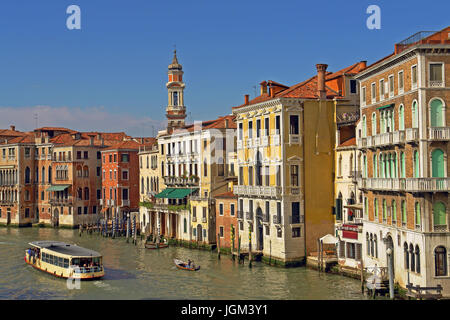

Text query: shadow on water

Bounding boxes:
[102,267,136,281]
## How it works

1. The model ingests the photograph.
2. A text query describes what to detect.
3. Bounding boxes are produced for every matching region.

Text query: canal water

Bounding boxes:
[0,227,368,300]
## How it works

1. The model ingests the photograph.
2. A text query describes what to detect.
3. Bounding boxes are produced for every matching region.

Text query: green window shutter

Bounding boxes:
[414,151,419,178]
[375,199,378,218]
[433,202,446,226]
[383,200,387,219]
[415,202,421,225]
[373,154,377,177]
[399,105,404,130]
[402,201,407,223]
[392,201,397,221]
[430,99,443,127]
[432,149,445,178]
[401,152,406,178]
[335,198,342,221]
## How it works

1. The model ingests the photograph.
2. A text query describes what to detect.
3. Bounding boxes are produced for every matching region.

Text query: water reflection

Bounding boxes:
[0,228,367,300]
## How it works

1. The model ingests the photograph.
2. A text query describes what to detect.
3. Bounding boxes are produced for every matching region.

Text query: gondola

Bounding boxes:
[174,259,200,271]
[144,242,169,250]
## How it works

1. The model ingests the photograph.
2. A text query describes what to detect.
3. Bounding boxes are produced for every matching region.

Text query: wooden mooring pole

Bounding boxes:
[248,230,252,268]
[217,233,221,260]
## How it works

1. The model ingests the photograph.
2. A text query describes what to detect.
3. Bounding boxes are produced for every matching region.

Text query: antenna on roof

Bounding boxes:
[252,85,257,98]
[34,113,38,129]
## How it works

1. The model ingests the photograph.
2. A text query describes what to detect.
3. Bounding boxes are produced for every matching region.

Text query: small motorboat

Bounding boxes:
[145,242,169,250]
[174,259,200,271]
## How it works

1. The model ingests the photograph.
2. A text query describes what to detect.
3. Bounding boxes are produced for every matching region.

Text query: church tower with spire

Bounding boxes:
[166,50,186,132]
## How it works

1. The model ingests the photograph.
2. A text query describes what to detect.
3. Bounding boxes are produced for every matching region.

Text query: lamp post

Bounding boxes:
[386,246,394,299]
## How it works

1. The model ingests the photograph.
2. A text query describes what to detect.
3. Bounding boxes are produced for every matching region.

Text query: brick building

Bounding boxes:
[355,27,450,294]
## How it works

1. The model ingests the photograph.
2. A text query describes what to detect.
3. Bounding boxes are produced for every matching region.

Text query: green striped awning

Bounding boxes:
[46,185,70,192]
[166,188,195,199]
[376,103,394,110]
[154,188,176,199]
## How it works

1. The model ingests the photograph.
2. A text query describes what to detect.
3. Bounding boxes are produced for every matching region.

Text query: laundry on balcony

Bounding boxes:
[46,185,70,192]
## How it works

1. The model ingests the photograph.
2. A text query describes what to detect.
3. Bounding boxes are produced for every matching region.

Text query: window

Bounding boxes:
[412,101,418,128]
[238,123,243,140]
[398,71,404,93]
[415,202,421,227]
[114,154,117,162]
[292,227,301,238]
[430,99,444,127]
[290,165,299,186]
[97,151,101,159]
[289,115,299,134]
[350,79,357,94]
[411,65,417,89]
[219,203,224,216]
[401,200,407,225]
[121,154,129,163]
[264,117,269,136]
[371,113,377,136]
[429,63,443,86]
[388,75,394,97]
[392,200,397,223]
[291,202,300,224]
[399,104,405,130]
[404,243,409,269]
[173,91,178,106]
[415,246,421,274]
[96,167,101,177]
[361,87,366,105]
[248,121,253,139]
[256,119,261,138]
[435,246,447,276]
[371,83,376,102]
[275,115,280,135]
[230,203,235,216]
[276,165,281,186]
[219,226,224,238]
[122,188,129,201]
[84,151,88,159]
[347,243,356,259]
[379,79,385,99]
[122,170,128,180]
[362,115,367,137]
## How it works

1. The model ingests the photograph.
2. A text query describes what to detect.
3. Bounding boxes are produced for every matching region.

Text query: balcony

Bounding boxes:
[357,137,367,149]
[289,215,301,225]
[433,225,447,232]
[366,136,375,149]
[262,135,269,147]
[122,200,130,207]
[0,199,17,206]
[237,140,243,150]
[262,213,270,223]
[237,210,244,220]
[405,178,450,192]
[429,80,444,88]
[192,216,197,222]
[429,127,450,141]
[272,135,280,146]
[49,197,73,206]
[357,178,405,191]
[405,128,419,143]
[99,199,103,206]
[153,203,190,213]
[254,137,261,147]
[246,138,253,148]
[273,215,282,225]
[233,185,282,198]
[374,132,392,147]
[163,176,199,187]
[392,131,405,145]
[246,211,253,220]
[289,134,300,144]
[202,217,207,223]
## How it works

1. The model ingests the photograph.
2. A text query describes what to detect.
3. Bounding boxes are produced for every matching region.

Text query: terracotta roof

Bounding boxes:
[214,191,237,199]
[0,129,28,137]
[170,114,236,134]
[103,139,144,151]
[34,127,78,134]
[232,62,367,110]
[0,133,35,145]
[338,137,356,147]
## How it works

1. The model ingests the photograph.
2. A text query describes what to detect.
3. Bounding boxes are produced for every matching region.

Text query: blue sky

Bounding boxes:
[0,0,448,136]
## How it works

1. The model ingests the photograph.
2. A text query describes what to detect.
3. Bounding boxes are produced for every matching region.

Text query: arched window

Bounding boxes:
[431,149,445,178]
[404,242,409,269]
[399,104,405,130]
[373,154,377,178]
[412,101,418,128]
[363,155,367,178]
[374,198,379,219]
[83,166,89,177]
[374,234,378,258]
[435,246,447,276]
[415,202,421,227]
[183,218,187,233]
[48,166,52,183]
[382,199,387,221]
[433,201,447,228]
[430,98,444,127]
[371,112,377,135]
[366,233,370,255]
[414,150,419,178]
[392,200,397,223]
[77,188,82,200]
[141,177,144,194]
[410,243,415,272]
[84,187,89,200]
[401,200,407,225]
[415,245,421,274]
[147,177,150,193]
[370,234,374,257]
[41,167,45,183]
[400,152,405,178]
[362,116,367,137]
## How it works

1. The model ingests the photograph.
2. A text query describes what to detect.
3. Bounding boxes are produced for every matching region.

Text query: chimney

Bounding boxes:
[244,94,249,105]
[270,85,275,98]
[316,63,328,100]
[360,61,367,69]
[10,125,15,131]
[260,81,267,95]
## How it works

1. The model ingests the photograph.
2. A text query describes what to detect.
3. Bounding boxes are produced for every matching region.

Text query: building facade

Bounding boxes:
[356,27,450,294]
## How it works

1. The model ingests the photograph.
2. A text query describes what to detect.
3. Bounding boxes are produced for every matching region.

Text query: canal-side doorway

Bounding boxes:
[6,209,11,225]
[256,207,263,251]
[197,224,202,242]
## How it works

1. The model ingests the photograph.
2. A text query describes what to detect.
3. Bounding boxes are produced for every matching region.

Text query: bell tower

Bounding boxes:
[166,50,186,132]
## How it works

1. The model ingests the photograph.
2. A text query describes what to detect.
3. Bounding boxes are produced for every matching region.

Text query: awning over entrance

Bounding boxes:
[154,188,176,199]
[376,103,394,110]
[320,234,339,245]
[46,185,70,192]
[166,188,195,199]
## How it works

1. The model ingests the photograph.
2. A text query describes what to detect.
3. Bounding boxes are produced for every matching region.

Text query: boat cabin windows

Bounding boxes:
[42,252,69,268]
